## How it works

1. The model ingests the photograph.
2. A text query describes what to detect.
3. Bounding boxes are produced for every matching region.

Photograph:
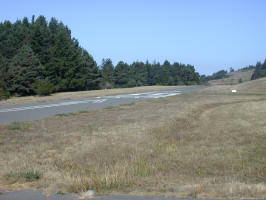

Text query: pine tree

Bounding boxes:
[6,45,43,95]
[131,61,148,86]
[101,58,114,88]
[114,61,132,87]
[78,49,101,90]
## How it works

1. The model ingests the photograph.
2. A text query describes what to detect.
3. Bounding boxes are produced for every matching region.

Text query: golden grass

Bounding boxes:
[201,77,266,95]
[0,90,265,198]
[0,85,184,106]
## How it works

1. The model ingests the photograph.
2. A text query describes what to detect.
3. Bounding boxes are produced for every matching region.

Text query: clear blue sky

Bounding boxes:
[1,0,266,75]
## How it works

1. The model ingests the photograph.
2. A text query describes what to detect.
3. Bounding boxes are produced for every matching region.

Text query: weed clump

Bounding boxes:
[6,121,29,130]
[5,170,42,182]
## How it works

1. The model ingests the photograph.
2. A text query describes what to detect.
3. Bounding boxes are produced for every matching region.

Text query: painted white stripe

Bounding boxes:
[0,90,181,113]
[153,93,180,98]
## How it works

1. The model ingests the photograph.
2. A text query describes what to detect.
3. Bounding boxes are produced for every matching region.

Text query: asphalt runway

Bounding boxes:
[0,190,264,200]
[0,86,206,124]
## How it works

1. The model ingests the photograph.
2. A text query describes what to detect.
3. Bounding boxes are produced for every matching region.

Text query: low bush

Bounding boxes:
[0,88,10,100]
[5,170,42,182]
[34,80,55,96]
[6,121,29,130]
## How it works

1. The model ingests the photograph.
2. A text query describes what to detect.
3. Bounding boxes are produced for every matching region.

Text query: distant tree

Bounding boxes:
[229,67,234,73]
[160,60,173,85]
[113,61,132,87]
[100,58,114,88]
[131,61,148,86]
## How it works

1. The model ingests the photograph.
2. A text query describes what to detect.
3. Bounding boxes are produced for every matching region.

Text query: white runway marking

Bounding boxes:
[153,93,180,98]
[0,90,181,113]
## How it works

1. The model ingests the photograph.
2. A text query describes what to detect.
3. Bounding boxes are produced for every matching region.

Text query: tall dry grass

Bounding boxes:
[0,93,265,198]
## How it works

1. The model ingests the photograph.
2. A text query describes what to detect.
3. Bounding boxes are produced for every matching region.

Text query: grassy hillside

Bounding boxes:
[202,77,266,95]
[208,69,254,85]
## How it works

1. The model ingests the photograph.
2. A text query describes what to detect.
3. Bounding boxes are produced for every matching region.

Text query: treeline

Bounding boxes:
[100,59,200,89]
[0,15,200,98]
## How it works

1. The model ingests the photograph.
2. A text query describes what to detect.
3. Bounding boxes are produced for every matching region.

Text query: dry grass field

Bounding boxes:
[0,85,183,106]
[0,80,265,198]
[201,77,266,95]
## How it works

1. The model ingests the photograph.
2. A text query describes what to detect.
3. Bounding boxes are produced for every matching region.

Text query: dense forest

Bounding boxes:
[0,16,200,98]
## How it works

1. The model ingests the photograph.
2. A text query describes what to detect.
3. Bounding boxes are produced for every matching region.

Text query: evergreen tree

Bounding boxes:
[160,60,173,85]
[131,61,148,86]
[101,58,114,88]
[6,45,43,95]
[79,49,101,90]
[113,61,132,87]
[31,15,50,64]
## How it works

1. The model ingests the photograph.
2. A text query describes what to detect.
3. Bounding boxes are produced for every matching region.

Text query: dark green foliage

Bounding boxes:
[112,60,201,88]
[100,58,114,88]
[0,16,100,96]
[113,61,133,87]
[210,70,228,80]
[131,61,149,86]
[6,45,43,95]
[0,88,10,100]
[33,79,55,96]
[5,170,42,182]
[0,15,201,97]
[200,69,228,83]
[251,60,266,80]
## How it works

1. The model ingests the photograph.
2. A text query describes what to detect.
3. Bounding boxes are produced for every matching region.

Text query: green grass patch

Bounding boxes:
[6,121,30,130]
[55,110,89,117]
[56,191,65,195]
[78,110,88,113]
[134,159,154,177]
[5,170,42,182]
[55,112,78,117]
[104,103,135,110]
[104,106,115,110]
[119,103,135,107]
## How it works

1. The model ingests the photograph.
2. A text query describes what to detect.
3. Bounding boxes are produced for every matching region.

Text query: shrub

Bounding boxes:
[0,88,10,100]
[34,80,55,96]
[6,121,29,130]
[5,170,42,182]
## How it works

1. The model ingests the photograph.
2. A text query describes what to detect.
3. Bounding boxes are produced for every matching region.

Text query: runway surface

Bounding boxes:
[0,86,206,124]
